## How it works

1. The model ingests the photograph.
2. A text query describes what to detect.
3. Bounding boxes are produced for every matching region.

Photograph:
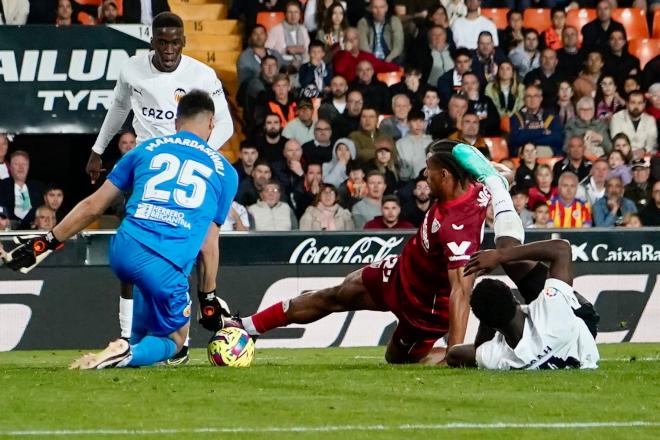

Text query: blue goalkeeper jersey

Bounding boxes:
[108,131,238,270]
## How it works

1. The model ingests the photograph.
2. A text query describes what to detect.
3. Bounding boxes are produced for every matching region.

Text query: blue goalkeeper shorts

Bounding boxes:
[109,230,192,337]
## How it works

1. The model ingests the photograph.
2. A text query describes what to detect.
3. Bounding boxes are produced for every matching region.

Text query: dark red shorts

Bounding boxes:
[361,256,446,359]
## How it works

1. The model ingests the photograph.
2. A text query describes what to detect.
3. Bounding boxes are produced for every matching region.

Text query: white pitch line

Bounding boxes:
[3,421,659,436]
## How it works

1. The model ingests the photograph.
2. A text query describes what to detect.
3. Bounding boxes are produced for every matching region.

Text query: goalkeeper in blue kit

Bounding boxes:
[2,90,238,369]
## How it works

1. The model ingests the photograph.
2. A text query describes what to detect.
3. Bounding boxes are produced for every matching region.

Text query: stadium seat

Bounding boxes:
[480,8,509,30]
[256,12,285,31]
[77,12,96,25]
[612,8,649,40]
[169,3,226,21]
[654,9,660,38]
[523,8,551,33]
[376,70,403,86]
[484,137,509,162]
[566,8,596,47]
[500,116,510,134]
[183,20,240,36]
[537,156,561,169]
[185,34,242,51]
[628,38,660,69]
[184,50,241,69]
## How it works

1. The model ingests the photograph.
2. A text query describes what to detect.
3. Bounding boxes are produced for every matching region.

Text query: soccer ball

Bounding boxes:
[207,327,255,367]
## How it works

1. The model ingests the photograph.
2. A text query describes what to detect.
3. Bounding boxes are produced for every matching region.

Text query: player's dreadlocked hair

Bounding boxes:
[153,12,184,30]
[470,278,519,329]
[426,139,469,184]
[177,89,215,120]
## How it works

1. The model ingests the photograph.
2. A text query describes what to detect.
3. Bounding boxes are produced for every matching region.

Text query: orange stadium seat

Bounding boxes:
[628,38,660,69]
[654,9,660,38]
[77,12,96,25]
[566,8,596,46]
[612,8,649,40]
[256,12,285,31]
[500,116,510,134]
[484,137,509,162]
[537,156,562,169]
[376,70,403,87]
[523,8,551,33]
[480,8,509,30]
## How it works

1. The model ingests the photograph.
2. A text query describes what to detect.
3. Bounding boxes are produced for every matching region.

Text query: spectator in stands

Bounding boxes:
[428,93,467,140]
[595,74,626,124]
[509,29,541,79]
[299,182,354,231]
[236,160,273,207]
[623,75,642,97]
[436,48,472,106]
[418,5,455,48]
[472,31,506,86]
[556,26,583,81]
[581,158,609,207]
[338,160,368,208]
[510,186,533,227]
[607,150,632,186]
[581,0,626,53]
[238,26,285,87]
[364,136,399,194]
[485,61,524,119]
[221,202,250,232]
[603,29,640,91]
[273,139,305,203]
[413,25,454,88]
[0,205,10,231]
[448,112,490,158]
[612,133,634,164]
[234,142,259,185]
[514,143,537,190]
[364,195,414,229]
[400,176,431,227]
[450,0,498,50]
[42,184,64,222]
[302,117,333,165]
[332,90,363,139]
[639,181,660,226]
[443,0,465,25]
[460,72,499,136]
[548,172,592,228]
[625,159,653,210]
[553,136,592,186]
[32,205,56,230]
[573,51,604,101]
[389,66,426,110]
[527,164,557,209]
[642,56,660,91]
[291,162,324,218]
[255,74,296,131]
[499,10,526,54]
[0,0,29,24]
[266,1,310,68]
[379,94,411,141]
[396,110,432,182]
[323,138,356,187]
[332,27,400,83]
[610,91,658,156]
[117,131,136,155]
[255,113,288,165]
[645,83,660,123]
[0,151,45,227]
[99,0,123,24]
[509,85,562,157]
[621,213,642,227]
[122,0,169,25]
[593,176,637,227]
[316,1,349,50]
[318,75,348,123]
[282,98,316,144]
[421,88,441,122]
[305,0,334,35]
[565,96,612,158]
[528,201,551,228]
[524,48,565,107]
[350,60,391,114]
[554,80,576,126]
[55,0,73,25]
[357,0,404,63]
[243,56,280,125]
[299,40,332,98]
[349,107,384,164]
[352,170,386,228]
[0,133,9,179]
[540,7,566,51]
[249,181,298,231]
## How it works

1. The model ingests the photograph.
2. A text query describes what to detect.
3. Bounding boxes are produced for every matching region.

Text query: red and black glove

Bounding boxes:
[197,290,231,332]
[2,231,63,273]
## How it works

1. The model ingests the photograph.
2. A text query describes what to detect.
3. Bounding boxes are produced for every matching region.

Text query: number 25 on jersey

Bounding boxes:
[142,153,212,209]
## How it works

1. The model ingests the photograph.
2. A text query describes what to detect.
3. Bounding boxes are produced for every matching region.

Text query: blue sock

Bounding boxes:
[128,336,177,367]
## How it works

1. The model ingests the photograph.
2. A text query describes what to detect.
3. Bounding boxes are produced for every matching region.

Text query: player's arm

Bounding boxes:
[464,239,573,286]
[446,267,475,349]
[207,78,234,150]
[196,222,230,331]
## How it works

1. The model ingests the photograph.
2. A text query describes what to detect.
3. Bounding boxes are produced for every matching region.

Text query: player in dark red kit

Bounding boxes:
[222,140,490,364]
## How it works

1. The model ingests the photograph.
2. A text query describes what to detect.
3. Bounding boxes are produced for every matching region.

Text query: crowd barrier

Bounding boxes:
[0,229,659,351]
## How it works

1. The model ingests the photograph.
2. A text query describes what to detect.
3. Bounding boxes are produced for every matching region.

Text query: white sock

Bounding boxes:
[184,335,189,348]
[119,297,133,339]
[484,175,515,218]
[241,317,260,335]
[494,210,525,243]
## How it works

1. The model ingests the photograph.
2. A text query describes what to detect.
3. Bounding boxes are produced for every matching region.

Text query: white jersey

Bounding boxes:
[476,278,600,370]
[92,52,233,154]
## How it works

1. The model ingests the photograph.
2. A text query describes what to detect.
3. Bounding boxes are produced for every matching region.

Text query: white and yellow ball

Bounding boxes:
[207,327,255,367]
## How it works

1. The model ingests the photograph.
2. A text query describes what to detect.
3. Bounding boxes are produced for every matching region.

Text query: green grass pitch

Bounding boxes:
[1,344,659,439]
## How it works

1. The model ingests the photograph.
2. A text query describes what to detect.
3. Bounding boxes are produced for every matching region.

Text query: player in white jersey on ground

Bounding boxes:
[85,12,234,365]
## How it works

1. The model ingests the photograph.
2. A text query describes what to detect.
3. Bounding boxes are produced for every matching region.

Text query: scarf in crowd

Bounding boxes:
[282,20,306,66]
[317,204,338,231]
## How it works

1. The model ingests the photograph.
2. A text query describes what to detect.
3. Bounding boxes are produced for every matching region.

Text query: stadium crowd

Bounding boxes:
[1,0,660,230]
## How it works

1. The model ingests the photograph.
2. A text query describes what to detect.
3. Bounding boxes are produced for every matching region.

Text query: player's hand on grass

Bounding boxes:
[197,290,231,332]
[464,249,501,277]
[86,151,104,184]
[2,232,64,274]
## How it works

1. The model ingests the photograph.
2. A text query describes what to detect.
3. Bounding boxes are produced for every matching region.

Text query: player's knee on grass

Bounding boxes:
[446,344,477,368]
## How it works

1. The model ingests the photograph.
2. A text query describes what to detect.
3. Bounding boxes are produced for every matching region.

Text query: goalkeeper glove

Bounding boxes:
[2,231,64,274]
[197,290,231,332]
